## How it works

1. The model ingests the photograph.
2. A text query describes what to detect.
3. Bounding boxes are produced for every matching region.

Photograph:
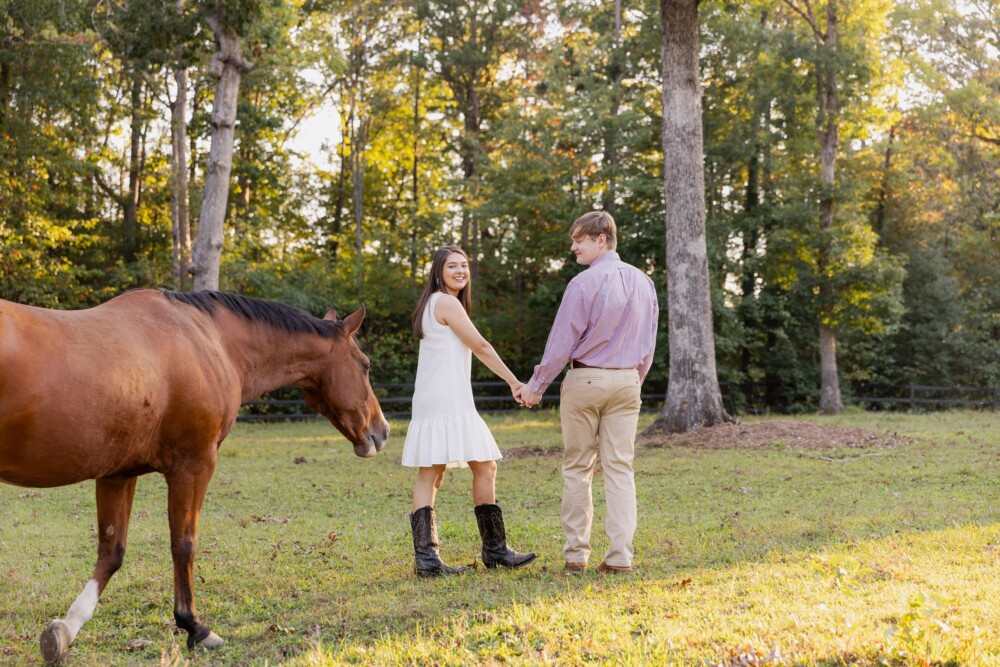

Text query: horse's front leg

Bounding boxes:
[40,476,138,663]
[167,466,224,650]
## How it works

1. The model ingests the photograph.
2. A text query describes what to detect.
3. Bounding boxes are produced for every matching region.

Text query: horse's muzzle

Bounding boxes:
[353,420,389,458]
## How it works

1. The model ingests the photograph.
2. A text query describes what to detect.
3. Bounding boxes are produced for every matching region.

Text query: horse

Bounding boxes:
[0,289,389,662]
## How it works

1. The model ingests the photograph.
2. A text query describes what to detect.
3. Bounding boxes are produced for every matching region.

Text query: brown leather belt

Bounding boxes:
[571,360,595,369]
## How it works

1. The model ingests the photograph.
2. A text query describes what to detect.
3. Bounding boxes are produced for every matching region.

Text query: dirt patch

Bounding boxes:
[637,420,912,452]
[503,445,562,459]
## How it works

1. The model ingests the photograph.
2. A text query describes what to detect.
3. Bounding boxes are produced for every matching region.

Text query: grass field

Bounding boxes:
[2,409,999,666]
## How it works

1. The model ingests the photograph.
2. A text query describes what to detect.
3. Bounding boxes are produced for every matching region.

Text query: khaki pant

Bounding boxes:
[559,368,641,568]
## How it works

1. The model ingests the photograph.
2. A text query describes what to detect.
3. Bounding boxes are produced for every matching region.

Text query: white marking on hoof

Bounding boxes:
[39,619,72,664]
[196,631,224,649]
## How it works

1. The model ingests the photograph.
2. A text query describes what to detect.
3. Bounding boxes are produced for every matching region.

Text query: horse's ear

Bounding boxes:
[323,308,338,321]
[343,304,366,335]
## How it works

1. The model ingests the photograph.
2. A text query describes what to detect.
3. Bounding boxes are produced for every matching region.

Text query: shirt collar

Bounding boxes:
[589,251,620,268]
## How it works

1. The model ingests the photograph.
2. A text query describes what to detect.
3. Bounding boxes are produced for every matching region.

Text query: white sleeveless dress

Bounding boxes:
[401,292,503,468]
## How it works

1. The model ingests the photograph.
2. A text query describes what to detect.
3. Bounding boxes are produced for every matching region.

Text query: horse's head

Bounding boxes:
[301,305,389,458]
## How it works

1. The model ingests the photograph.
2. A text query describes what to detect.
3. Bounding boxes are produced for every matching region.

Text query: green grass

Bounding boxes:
[2,410,1000,665]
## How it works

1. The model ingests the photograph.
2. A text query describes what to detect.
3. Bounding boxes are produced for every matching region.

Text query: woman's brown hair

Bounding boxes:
[412,246,472,339]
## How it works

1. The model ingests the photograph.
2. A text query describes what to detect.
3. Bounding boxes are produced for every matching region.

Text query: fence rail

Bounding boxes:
[237,381,999,422]
[848,384,999,411]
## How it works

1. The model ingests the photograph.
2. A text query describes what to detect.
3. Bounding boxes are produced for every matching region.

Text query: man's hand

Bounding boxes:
[515,385,542,408]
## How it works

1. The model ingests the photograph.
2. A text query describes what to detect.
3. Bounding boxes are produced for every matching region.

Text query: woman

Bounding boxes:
[402,246,536,577]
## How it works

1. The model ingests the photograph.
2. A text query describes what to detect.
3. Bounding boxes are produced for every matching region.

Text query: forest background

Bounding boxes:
[1,0,997,413]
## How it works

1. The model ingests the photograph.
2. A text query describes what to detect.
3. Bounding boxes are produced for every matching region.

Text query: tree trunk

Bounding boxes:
[461,81,481,277]
[123,69,143,263]
[601,0,623,215]
[330,81,349,257]
[410,38,422,284]
[646,0,732,434]
[815,1,843,414]
[873,123,896,239]
[191,14,252,292]
[171,64,191,290]
[352,116,368,295]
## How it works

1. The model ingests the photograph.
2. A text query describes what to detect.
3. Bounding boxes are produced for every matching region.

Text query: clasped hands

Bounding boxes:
[511,382,542,408]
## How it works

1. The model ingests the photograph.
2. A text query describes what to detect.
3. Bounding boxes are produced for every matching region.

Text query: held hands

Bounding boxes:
[513,384,542,409]
[510,381,525,406]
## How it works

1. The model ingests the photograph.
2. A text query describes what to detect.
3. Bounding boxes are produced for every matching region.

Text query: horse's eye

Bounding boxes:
[363,362,372,373]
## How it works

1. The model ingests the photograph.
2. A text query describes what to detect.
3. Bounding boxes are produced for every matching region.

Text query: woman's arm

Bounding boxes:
[435,295,521,389]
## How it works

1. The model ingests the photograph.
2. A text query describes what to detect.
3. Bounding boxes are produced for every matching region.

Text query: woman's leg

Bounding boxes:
[469,460,536,569]
[413,465,447,511]
[467,460,497,506]
[409,464,465,577]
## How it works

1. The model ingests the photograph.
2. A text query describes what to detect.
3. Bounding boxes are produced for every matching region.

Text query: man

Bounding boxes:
[516,211,659,574]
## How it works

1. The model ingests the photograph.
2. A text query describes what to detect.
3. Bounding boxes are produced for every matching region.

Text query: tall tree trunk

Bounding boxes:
[739,9,771,405]
[602,0,623,215]
[461,81,481,277]
[123,69,143,263]
[410,35,422,284]
[461,12,481,278]
[330,81,349,257]
[191,14,252,292]
[171,64,191,290]
[873,122,897,239]
[815,1,843,414]
[781,0,844,413]
[646,0,732,434]
[352,116,368,295]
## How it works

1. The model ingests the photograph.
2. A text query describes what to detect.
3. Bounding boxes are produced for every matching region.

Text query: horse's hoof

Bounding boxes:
[196,631,224,649]
[39,620,72,664]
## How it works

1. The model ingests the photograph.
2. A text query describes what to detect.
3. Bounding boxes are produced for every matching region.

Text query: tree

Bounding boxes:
[169,0,194,290]
[191,5,254,291]
[646,0,732,433]
[781,0,844,413]
[417,0,529,277]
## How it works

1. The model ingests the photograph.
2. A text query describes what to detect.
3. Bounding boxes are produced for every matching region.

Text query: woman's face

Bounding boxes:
[440,252,470,296]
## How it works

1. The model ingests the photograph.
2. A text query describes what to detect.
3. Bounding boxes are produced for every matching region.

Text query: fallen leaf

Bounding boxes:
[125,638,154,651]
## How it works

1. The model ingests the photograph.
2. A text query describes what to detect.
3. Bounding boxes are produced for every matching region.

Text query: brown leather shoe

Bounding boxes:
[596,560,635,574]
[564,561,587,572]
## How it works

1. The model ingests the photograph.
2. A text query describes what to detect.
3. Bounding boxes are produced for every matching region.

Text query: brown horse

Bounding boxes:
[0,289,389,662]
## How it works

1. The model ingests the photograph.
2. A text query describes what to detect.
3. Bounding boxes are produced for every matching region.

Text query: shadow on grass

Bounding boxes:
[3,410,999,665]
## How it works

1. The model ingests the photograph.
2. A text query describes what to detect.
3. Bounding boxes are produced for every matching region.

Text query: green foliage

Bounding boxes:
[0,0,996,406]
[808,553,874,594]
[886,591,955,663]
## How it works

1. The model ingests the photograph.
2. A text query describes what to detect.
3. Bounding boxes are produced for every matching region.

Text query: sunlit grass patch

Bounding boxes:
[2,410,999,665]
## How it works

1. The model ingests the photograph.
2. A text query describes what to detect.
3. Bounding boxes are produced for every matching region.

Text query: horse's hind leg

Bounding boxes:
[166,467,224,650]
[40,476,137,663]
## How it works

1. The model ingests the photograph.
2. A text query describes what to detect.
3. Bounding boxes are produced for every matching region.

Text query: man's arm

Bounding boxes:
[525,282,589,396]
[638,291,659,384]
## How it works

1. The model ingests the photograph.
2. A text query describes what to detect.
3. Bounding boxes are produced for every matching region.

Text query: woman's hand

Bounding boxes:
[510,380,525,406]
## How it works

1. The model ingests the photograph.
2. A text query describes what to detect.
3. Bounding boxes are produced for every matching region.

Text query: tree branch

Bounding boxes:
[781,0,824,41]
[972,130,1000,147]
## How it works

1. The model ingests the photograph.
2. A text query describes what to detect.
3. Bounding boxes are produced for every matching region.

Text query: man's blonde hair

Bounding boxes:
[569,211,617,250]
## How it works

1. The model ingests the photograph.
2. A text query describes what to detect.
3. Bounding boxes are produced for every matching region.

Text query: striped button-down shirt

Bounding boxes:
[526,251,659,395]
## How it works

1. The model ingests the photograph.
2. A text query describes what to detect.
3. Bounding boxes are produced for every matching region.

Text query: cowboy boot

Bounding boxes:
[410,506,467,578]
[474,503,537,569]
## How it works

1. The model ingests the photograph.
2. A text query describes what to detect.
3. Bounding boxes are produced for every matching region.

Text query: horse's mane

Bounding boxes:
[163,291,341,338]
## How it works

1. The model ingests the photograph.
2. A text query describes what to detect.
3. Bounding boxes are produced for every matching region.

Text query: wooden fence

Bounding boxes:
[848,383,1000,411]
[237,381,999,422]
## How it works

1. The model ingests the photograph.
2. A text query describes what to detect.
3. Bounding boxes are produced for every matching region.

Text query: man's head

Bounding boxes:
[569,211,616,265]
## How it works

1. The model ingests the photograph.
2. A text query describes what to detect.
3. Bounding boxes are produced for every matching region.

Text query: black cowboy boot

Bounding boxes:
[474,503,537,569]
[410,506,467,578]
